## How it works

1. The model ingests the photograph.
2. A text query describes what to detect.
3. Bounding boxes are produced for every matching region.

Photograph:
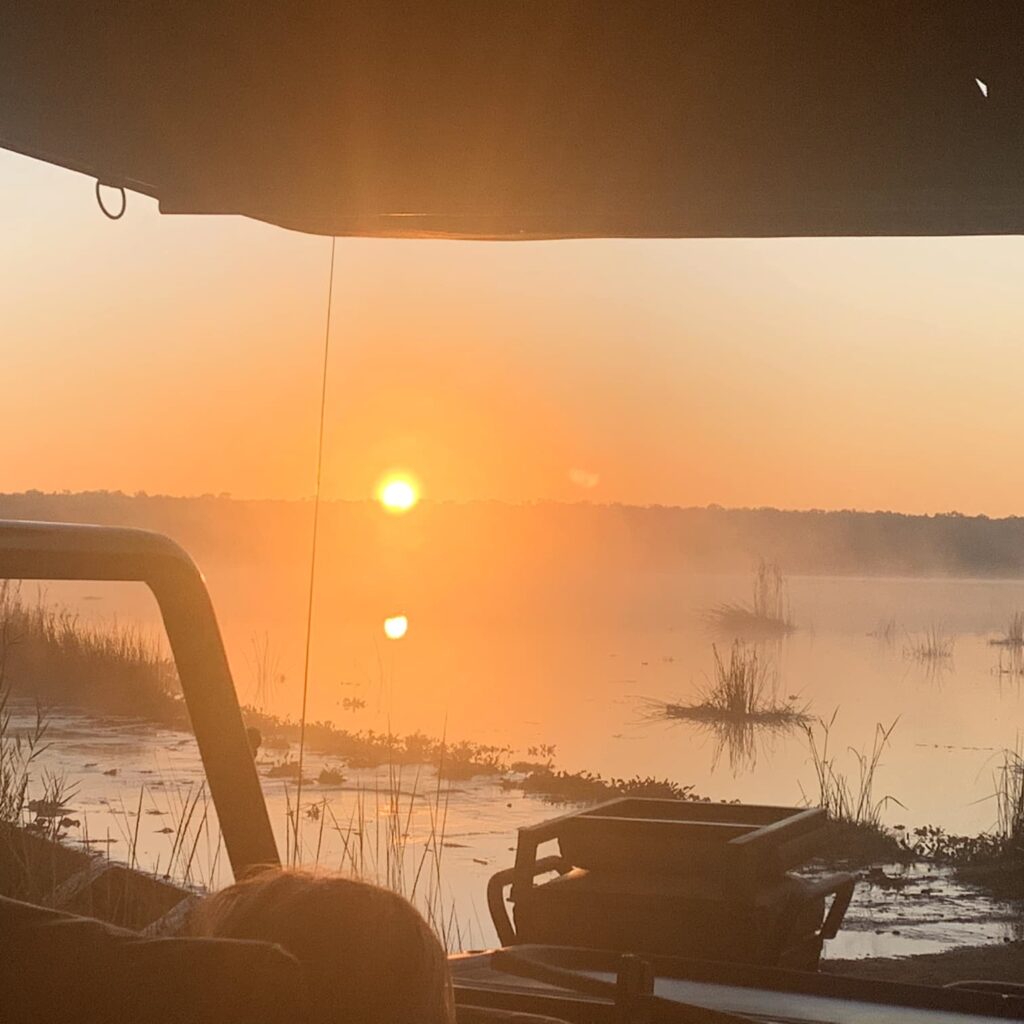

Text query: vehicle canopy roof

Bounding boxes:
[4,2,1024,239]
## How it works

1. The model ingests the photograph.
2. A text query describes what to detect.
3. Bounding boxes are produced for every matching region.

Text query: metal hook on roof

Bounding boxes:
[95,179,127,220]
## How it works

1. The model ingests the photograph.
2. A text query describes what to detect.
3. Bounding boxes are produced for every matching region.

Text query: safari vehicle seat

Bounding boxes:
[0,895,305,1024]
[0,896,574,1024]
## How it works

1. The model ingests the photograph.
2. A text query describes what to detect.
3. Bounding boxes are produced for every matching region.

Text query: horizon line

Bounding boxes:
[0,489,1019,522]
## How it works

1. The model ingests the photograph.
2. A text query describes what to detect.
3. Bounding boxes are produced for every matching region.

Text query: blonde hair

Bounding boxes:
[189,869,454,1024]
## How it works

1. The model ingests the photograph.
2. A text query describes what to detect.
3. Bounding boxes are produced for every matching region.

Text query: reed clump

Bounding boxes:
[648,641,807,726]
[994,647,1024,679]
[705,560,796,638]
[990,612,1024,649]
[507,768,706,804]
[903,624,955,662]
[243,708,512,778]
[868,617,899,644]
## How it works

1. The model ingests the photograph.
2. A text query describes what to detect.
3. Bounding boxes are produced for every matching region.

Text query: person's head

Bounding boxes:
[189,869,454,1024]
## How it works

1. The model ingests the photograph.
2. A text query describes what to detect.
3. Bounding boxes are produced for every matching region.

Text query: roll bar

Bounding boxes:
[0,520,279,877]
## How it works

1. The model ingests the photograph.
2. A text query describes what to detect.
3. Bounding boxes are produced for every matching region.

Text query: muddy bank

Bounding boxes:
[816,862,1022,964]
[826,941,1024,987]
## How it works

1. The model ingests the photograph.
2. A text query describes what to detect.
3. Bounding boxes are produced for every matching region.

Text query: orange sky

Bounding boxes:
[6,149,1024,516]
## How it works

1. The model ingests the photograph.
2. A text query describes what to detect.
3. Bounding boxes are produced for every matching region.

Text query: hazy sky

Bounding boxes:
[6,148,1024,515]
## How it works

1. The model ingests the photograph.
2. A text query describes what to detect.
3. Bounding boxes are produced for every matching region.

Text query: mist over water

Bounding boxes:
[44,547,1024,837]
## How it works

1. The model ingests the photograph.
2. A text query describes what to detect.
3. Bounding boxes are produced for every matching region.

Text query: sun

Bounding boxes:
[383,615,409,640]
[377,474,419,513]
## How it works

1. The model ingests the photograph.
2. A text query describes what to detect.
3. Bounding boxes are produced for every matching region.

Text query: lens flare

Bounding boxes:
[383,615,409,640]
[377,474,419,513]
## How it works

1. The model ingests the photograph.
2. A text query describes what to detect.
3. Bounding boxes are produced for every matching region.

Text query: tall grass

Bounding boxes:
[247,631,284,710]
[995,746,1024,844]
[286,751,466,950]
[802,712,902,828]
[0,687,47,826]
[705,559,795,638]
[151,784,222,890]
[0,604,49,827]
[24,768,77,842]
[0,590,221,897]
[0,583,181,723]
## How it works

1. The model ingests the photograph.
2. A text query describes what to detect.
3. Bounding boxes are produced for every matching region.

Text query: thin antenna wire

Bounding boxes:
[293,236,337,863]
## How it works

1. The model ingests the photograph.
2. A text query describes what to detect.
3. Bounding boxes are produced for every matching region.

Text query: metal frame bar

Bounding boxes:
[452,945,1024,1022]
[0,519,279,877]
